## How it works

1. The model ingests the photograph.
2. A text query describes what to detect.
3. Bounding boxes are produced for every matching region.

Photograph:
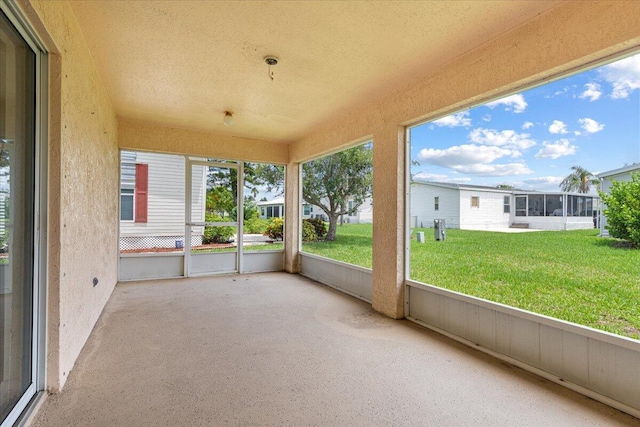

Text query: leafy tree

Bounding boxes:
[496,184,515,190]
[560,166,599,193]
[302,144,373,241]
[207,162,284,201]
[206,187,235,218]
[599,173,640,247]
[206,162,283,222]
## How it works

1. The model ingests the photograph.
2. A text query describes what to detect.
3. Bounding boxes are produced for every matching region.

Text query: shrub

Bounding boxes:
[306,217,327,240]
[244,217,268,234]
[265,217,284,240]
[202,213,235,244]
[600,173,640,247]
[302,220,317,242]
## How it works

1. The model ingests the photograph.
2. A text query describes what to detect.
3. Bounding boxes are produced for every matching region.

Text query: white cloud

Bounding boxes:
[456,163,532,176]
[523,176,564,186]
[512,176,565,191]
[548,120,568,134]
[418,144,516,166]
[482,114,491,122]
[418,145,531,176]
[413,172,472,184]
[450,177,473,183]
[578,83,602,101]
[522,121,534,130]
[578,117,605,134]
[413,172,449,182]
[433,112,472,127]
[600,53,640,99]
[468,128,536,150]
[485,94,528,113]
[534,139,577,159]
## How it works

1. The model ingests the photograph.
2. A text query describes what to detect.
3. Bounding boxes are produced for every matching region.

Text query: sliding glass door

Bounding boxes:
[0,5,39,425]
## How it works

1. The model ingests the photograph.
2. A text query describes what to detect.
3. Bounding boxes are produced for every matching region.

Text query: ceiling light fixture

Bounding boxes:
[223,111,234,127]
[264,56,279,81]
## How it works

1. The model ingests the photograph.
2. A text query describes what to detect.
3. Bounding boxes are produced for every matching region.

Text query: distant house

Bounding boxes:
[598,163,640,237]
[411,180,598,231]
[257,197,285,219]
[259,197,373,224]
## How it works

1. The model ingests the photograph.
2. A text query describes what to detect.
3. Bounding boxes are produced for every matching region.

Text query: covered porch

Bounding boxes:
[1,0,640,425]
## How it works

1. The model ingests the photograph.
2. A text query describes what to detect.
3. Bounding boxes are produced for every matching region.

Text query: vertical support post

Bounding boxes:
[237,162,244,274]
[284,161,300,273]
[372,125,405,319]
[184,157,192,277]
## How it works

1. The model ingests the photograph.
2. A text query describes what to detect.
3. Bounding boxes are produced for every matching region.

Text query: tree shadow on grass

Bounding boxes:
[592,236,638,250]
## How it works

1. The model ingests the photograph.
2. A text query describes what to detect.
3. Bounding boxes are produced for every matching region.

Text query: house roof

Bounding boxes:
[68,1,562,144]
[597,163,640,179]
[411,179,517,193]
[257,197,284,206]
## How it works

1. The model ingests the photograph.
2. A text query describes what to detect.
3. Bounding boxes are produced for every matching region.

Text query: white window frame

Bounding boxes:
[0,2,48,426]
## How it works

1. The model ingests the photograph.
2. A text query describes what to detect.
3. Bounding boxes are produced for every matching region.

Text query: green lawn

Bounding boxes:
[302,223,640,339]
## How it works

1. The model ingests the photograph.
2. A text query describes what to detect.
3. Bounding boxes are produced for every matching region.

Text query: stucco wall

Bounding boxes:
[119,119,288,165]
[21,0,119,391]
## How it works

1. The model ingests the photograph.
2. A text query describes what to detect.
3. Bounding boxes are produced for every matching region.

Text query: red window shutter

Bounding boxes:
[135,163,148,223]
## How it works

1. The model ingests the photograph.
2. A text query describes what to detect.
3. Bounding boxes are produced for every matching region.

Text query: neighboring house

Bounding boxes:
[119,151,206,249]
[411,180,598,231]
[259,197,373,224]
[598,163,640,237]
[257,197,285,219]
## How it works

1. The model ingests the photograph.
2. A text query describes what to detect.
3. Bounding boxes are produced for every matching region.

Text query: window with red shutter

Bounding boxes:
[134,163,148,222]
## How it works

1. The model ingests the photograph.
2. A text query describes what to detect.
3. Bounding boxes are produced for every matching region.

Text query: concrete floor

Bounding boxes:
[32,273,639,426]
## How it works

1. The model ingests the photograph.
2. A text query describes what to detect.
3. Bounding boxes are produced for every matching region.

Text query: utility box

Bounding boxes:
[434,219,446,241]
[416,231,425,243]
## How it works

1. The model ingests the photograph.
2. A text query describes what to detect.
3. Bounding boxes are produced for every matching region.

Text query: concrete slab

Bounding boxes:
[31,273,639,426]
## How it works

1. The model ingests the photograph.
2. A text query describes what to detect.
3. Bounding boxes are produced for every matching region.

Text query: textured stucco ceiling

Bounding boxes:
[69,1,564,143]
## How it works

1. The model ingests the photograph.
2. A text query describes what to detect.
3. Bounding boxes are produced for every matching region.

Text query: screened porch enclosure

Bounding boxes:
[118,151,285,281]
[513,193,598,230]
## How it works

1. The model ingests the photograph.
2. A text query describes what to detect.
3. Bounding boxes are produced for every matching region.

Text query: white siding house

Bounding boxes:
[459,188,511,230]
[260,196,373,224]
[258,197,284,219]
[119,151,206,249]
[411,180,597,231]
[411,183,460,228]
[411,181,510,230]
[598,163,640,237]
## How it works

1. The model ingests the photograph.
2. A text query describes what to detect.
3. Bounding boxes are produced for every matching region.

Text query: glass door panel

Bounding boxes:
[0,8,36,424]
[186,161,239,275]
[515,195,527,217]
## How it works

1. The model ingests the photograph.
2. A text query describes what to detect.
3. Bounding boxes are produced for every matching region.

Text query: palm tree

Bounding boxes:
[559,166,599,193]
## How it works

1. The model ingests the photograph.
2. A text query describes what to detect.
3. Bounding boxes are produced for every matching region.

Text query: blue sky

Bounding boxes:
[410,52,640,193]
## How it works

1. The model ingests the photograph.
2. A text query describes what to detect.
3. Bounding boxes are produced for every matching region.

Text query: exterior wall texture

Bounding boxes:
[119,119,288,166]
[22,0,119,391]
